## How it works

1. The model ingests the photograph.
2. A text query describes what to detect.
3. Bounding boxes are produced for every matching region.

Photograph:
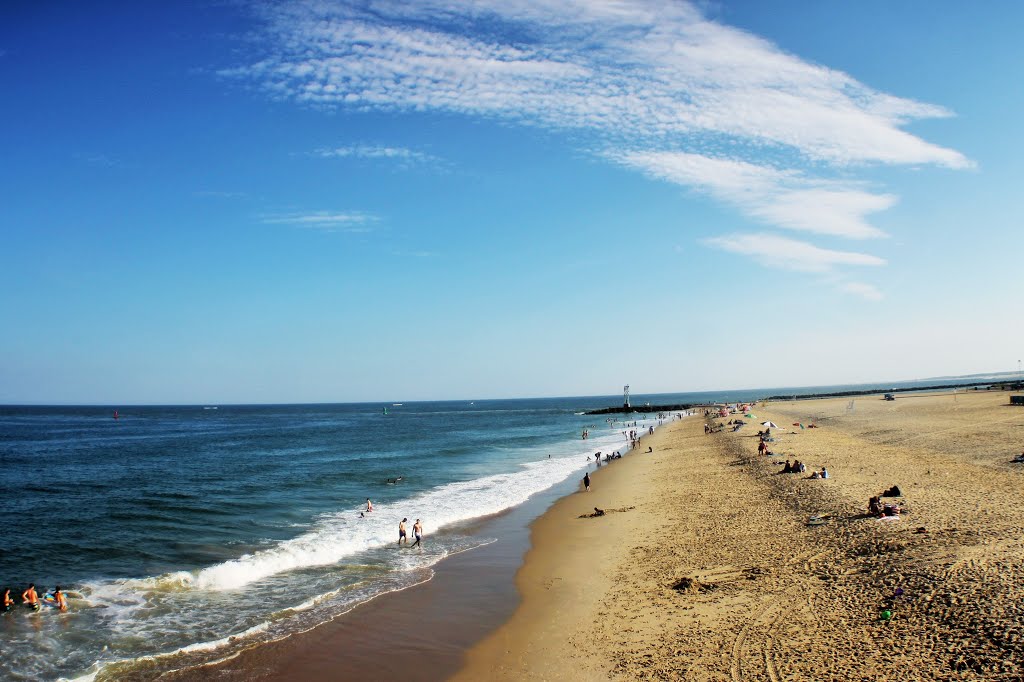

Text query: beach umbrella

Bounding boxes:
[761,421,778,428]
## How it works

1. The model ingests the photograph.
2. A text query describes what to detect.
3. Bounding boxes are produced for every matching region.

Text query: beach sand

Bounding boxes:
[456,389,1024,681]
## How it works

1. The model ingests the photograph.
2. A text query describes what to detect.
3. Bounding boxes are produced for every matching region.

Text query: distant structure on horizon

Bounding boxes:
[623,385,630,409]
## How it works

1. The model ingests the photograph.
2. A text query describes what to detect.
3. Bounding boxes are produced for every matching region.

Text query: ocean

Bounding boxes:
[0,381,982,680]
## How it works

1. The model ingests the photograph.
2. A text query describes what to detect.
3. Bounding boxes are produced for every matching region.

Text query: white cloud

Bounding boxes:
[609,150,893,239]
[610,150,892,240]
[312,145,436,166]
[261,211,379,232]
[703,233,886,273]
[228,0,970,169]
[841,281,884,301]
[222,0,972,294]
[195,190,248,198]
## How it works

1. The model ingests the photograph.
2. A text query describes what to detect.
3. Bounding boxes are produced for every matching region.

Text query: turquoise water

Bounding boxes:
[0,381,979,680]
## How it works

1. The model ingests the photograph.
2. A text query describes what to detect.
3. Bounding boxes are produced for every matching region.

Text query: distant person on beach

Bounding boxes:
[583,472,591,491]
[52,586,67,611]
[399,518,408,545]
[366,498,373,513]
[3,588,13,613]
[22,584,39,611]
[412,519,423,547]
[647,446,653,453]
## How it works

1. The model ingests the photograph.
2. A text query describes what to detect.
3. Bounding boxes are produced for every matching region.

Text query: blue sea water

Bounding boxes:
[0,381,983,680]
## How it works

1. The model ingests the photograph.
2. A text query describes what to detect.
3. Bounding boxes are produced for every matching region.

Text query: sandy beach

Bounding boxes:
[457,389,1024,681]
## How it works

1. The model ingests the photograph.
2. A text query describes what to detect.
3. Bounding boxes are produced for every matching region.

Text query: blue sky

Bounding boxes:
[2,0,1021,404]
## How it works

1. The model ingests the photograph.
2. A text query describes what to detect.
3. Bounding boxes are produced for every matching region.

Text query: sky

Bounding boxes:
[1,0,1022,404]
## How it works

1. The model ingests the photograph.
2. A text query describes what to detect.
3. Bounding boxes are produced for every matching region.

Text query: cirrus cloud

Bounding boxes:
[261,211,379,233]
[222,0,971,295]
[702,233,886,273]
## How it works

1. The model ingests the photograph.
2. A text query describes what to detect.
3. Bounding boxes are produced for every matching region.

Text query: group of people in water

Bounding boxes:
[592,451,622,464]
[398,517,423,547]
[3,584,67,613]
[361,499,424,547]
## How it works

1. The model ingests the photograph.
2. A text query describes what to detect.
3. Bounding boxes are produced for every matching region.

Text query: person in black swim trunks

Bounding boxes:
[411,519,423,547]
[3,588,14,613]
[398,518,408,545]
[22,583,39,611]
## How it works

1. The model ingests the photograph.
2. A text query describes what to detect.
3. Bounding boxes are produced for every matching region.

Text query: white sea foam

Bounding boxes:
[189,428,636,591]
[175,621,271,655]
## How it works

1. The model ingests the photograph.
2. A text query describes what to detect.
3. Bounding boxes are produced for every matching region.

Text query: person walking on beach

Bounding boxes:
[411,519,423,547]
[583,472,591,492]
[22,584,39,611]
[398,518,408,545]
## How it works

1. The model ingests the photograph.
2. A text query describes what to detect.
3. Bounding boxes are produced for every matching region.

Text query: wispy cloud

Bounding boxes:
[391,249,439,258]
[841,281,884,301]
[194,190,248,198]
[261,211,379,232]
[75,152,121,168]
[703,233,886,273]
[223,0,971,292]
[311,144,439,169]
[226,0,969,169]
[609,150,893,239]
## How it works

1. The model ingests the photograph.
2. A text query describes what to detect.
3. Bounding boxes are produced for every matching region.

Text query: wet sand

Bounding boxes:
[160,448,595,681]
[457,389,1024,680]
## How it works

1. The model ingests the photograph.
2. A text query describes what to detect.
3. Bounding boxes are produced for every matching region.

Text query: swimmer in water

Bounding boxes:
[22,583,39,611]
[3,588,14,613]
[53,586,67,611]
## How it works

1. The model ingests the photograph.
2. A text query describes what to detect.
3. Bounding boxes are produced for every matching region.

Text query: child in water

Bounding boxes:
[52,586,68,611]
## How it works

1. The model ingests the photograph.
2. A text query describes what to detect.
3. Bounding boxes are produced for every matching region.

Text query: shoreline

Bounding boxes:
[155,417,678,681]
[457,390,1024,679]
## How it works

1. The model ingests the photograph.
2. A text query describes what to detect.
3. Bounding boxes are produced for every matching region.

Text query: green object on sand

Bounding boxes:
[881,609,893,621]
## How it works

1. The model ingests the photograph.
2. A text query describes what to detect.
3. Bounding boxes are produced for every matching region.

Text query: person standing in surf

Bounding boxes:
[411,519,423,547]
[366,498,373,513]
[2,588,14,613]
[52,586,68,611]
[398,518,408,546]
[22,584,39,611]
